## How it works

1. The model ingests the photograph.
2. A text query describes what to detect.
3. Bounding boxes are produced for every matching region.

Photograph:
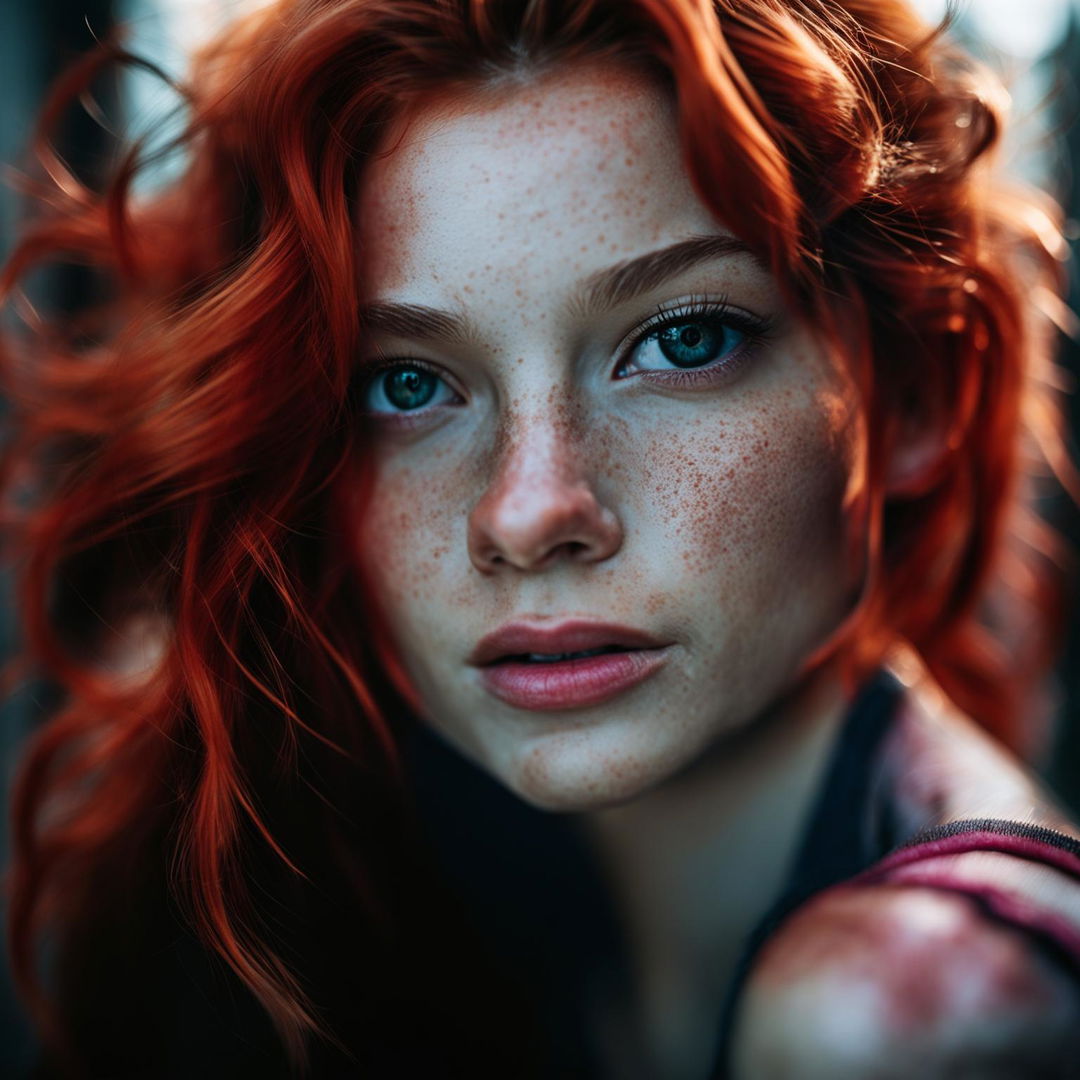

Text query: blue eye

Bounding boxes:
[656,321,743,368]
[626,316,747,374]
[613,297,775,383]
[363,363,456,414]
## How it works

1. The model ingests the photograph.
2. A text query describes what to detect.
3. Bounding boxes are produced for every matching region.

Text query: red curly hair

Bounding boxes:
[1,0,1070,1070]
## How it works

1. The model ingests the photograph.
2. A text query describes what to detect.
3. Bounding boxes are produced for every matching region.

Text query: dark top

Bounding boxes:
[19,673,1080,1078]
[410,670,1080,1077]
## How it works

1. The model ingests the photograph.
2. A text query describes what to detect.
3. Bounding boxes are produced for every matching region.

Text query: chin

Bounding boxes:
[496,725,689,813]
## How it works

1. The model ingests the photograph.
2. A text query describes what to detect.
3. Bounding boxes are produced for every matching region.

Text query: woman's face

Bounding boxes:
[348,64,863,811]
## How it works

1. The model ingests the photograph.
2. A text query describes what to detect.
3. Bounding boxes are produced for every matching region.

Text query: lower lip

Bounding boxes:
[478,649,670,712]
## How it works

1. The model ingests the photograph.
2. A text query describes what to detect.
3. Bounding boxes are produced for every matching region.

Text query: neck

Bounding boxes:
[581,665,851,1080]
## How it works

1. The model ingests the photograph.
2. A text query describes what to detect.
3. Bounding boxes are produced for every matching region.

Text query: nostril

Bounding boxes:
[533,540,591,570]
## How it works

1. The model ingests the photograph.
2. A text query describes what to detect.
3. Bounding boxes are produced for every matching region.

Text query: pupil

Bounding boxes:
[386,367,436,410]
[658,321,722,368]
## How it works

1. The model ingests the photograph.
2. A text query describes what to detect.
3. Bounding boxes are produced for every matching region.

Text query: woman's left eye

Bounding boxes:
[616,305,765,380]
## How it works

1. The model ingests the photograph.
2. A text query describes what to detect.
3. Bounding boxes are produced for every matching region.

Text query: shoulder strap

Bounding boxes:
[850,817,1080,969]
[865,818,1080,881]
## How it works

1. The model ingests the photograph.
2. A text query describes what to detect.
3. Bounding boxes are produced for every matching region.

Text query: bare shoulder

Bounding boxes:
[730,881,1080,1079]
[879,652,1078,840]
[730,657,1080,1078]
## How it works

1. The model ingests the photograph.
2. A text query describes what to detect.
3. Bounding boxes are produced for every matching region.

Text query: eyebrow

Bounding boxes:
[357,234,760,344]
[576,234,761,316]
[357,301,478,345]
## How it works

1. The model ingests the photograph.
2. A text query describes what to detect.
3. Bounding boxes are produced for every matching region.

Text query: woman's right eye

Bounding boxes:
[362,362,458,415]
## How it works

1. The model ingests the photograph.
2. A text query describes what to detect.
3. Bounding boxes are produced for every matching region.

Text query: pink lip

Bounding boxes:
[469,619,671,712]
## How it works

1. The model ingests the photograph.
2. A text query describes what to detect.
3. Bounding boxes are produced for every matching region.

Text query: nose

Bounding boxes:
[467,414,623,573]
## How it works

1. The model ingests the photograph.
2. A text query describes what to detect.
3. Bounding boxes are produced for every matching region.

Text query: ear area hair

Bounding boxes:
[881,366,957,499]
[883,404,954,499]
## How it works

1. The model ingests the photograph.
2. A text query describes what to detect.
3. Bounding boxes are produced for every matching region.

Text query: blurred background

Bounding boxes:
[0,0,1078,1069]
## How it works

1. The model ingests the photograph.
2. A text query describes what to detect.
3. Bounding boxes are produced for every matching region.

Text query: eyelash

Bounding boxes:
[355,296,775,418]
[613,296,775,387]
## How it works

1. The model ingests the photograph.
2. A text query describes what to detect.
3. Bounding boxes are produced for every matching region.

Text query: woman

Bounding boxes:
[3,0,1080,1076]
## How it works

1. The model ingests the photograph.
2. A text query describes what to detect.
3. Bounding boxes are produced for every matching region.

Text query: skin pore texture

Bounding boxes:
[343,63,1080,1080]
[344,63,866,1078]
[339,61,1080,1080]
[348,64,863,812]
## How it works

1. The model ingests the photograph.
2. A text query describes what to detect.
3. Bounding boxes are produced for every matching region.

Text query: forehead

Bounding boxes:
[355,65,727,301]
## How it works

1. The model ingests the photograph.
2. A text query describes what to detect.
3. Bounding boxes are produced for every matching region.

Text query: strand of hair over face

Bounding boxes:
[0,0,1069,1067]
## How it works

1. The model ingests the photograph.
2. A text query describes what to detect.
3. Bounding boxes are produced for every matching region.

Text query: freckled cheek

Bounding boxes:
[350,461,463,626]
[631,402,852,591]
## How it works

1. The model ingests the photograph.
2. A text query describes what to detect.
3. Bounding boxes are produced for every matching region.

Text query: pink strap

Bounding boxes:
[861,820,1080,883]
[852,819,1080,967]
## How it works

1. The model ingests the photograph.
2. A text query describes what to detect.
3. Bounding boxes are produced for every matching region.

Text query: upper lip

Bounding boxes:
[469,619,667,666]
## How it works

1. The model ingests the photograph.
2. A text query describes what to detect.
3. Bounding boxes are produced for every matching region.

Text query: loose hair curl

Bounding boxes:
[1,0,1070,1070]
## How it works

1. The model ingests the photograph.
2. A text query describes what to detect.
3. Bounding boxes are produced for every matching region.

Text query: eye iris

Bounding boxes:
[385,367,437,410]
[657,321,726,368]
